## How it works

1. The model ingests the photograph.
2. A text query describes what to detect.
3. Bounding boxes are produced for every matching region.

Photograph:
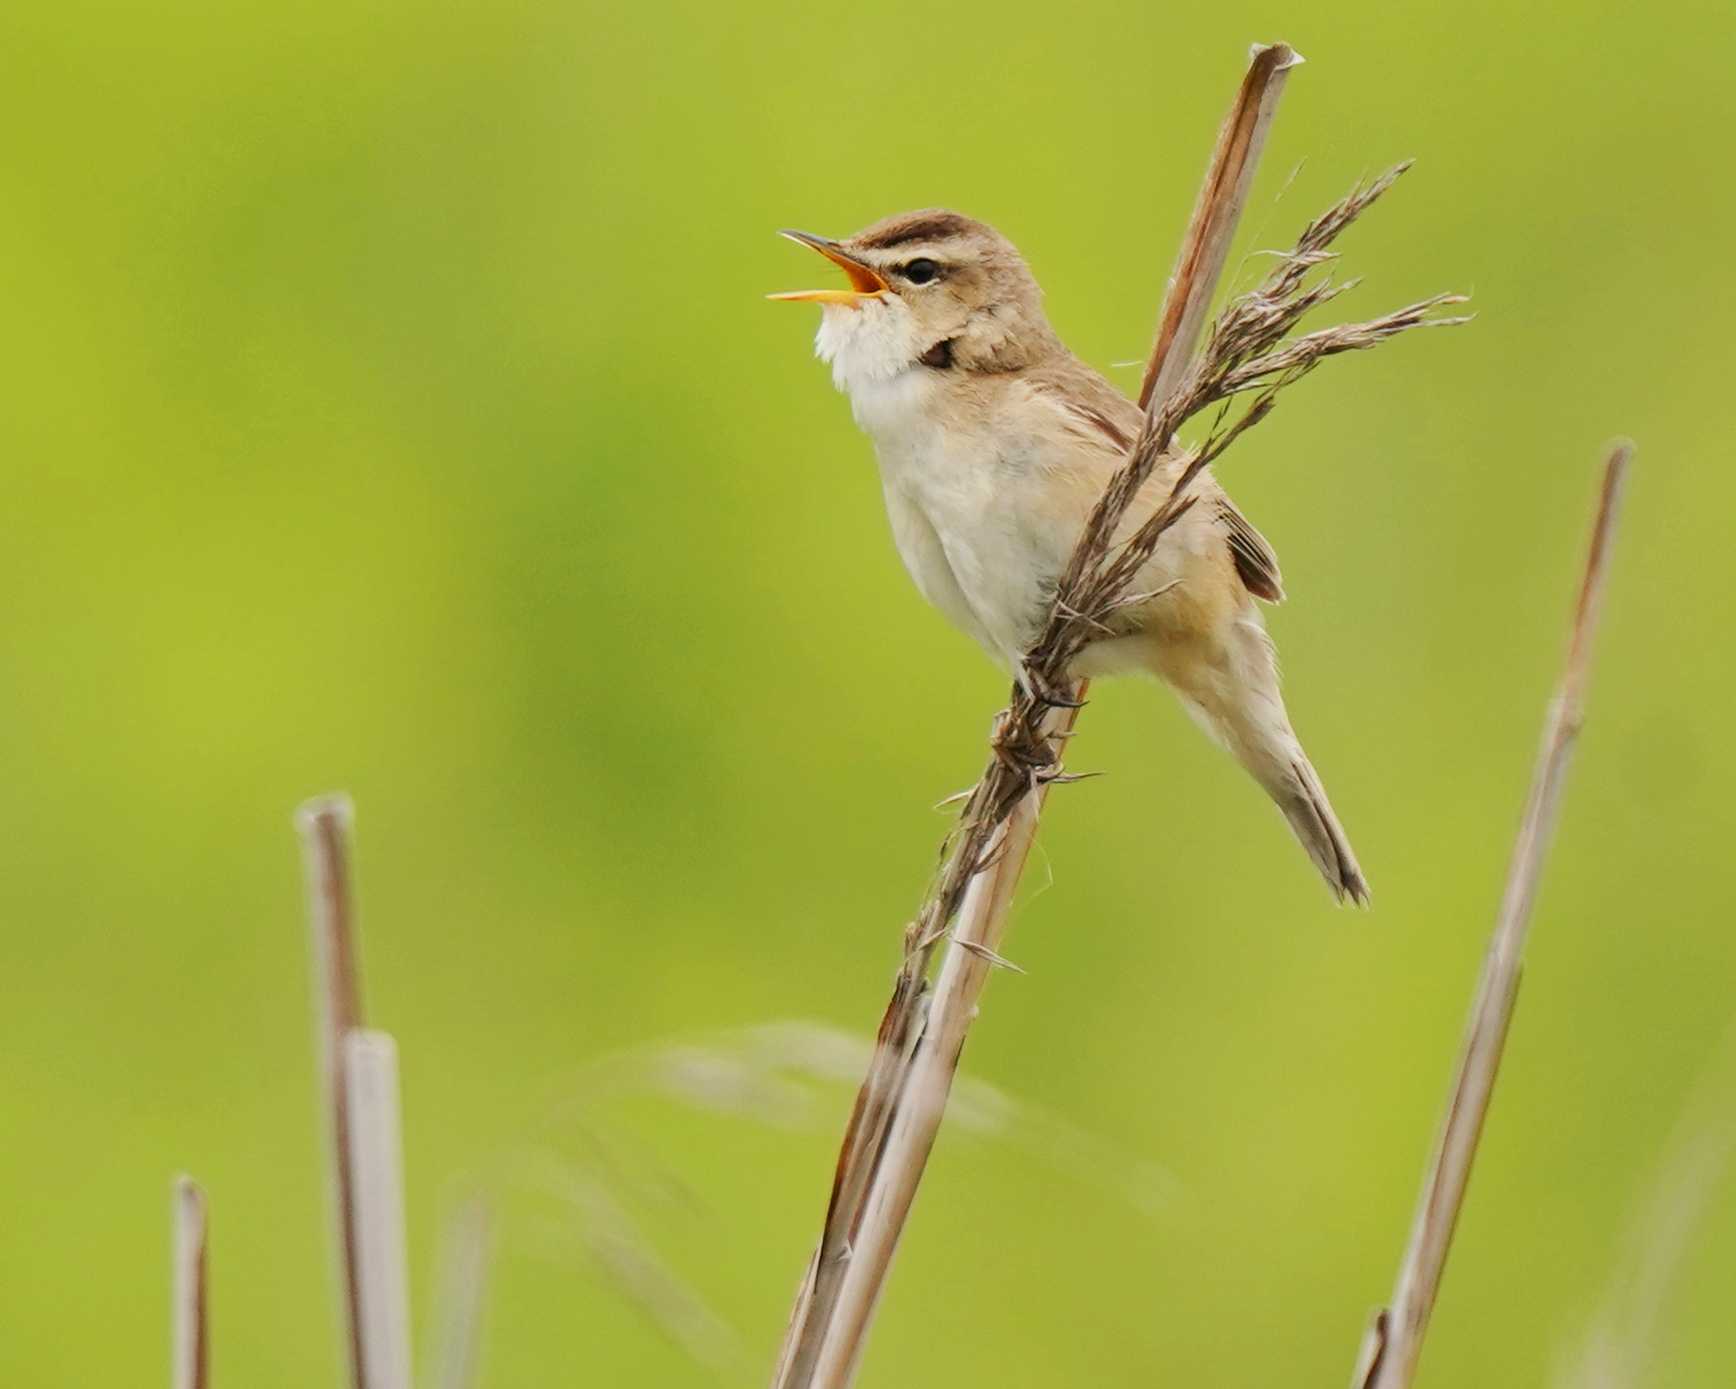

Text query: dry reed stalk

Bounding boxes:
[774,44,1300,1387]
[1352,443,1634,1389]
[1139,42,1303,413]
[170,1176,209,1389]
[297,794,385,1389]
[777,41,1465,1389]
[343,1030,416,1389]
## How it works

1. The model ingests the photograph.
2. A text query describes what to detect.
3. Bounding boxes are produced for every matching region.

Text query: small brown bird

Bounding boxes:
[773,210,1368,904]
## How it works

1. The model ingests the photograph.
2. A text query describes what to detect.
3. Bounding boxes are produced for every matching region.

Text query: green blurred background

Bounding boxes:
[4,0,1734,1383]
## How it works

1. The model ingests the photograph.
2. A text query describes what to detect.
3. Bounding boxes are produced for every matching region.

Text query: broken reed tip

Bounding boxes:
[1252,40,1306,69]
[345,1027,398,1067]
[294,792,356,835]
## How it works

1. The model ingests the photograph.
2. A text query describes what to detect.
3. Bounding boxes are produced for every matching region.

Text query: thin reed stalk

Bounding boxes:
[774,44,1301,1386]
[1352,442,1635,1389]
[777,41,1464,1389]
[297,794,385,1389]
[171,1176,209,1389]
[344,1031,416,1389]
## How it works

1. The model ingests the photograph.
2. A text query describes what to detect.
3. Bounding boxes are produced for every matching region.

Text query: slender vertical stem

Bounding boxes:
[297,794,370,1389]
[776,42,1302,1389]
[1355,443,1635,1389]
[171,1176,209,1389]
[805,757,1067,1389]
[344,1030,416,1389]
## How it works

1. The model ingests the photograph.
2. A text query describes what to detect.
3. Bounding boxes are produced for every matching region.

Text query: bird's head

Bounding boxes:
[771,210,1058,388]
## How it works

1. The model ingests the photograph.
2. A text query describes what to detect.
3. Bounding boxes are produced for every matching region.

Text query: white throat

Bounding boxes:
[812,299,938,460]
[814,298,923,395]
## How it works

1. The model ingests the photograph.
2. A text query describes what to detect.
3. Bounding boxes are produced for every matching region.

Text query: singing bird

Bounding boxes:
[772,210,1369,904]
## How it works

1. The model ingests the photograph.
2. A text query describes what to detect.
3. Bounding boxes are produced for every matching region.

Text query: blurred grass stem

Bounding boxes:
[344,1031,416,1389]
[170,1176,209,1389]
[298,794,388,1389]
[431,1198,492,1389]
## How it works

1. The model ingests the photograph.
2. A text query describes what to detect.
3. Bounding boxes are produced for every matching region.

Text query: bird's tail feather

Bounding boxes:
[1164,666,1370,904]
[1267,751,1370,906]
[1145,621,1369,905]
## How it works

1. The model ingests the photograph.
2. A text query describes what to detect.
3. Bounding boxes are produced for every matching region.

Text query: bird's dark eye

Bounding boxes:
[901,258,941,285]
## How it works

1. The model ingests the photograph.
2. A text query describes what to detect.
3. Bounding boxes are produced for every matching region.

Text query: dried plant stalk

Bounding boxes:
[296,794,373,1389]
[1139,41,1302,412]
[774,43,1299,1389]
[777,41,1464,1389]
[1353,443,1634,1389]
[343,1030,416,1389]
[171,1176,209,1389]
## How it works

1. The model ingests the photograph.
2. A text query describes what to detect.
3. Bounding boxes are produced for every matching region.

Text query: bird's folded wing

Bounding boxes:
[1219,500,1285,603]
[1033,370,1288,606]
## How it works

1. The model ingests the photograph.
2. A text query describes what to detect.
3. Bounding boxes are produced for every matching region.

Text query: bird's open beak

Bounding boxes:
[768,230,890,305]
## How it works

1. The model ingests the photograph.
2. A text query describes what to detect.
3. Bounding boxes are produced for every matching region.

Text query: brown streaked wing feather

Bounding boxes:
[1220,500,1285,603]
